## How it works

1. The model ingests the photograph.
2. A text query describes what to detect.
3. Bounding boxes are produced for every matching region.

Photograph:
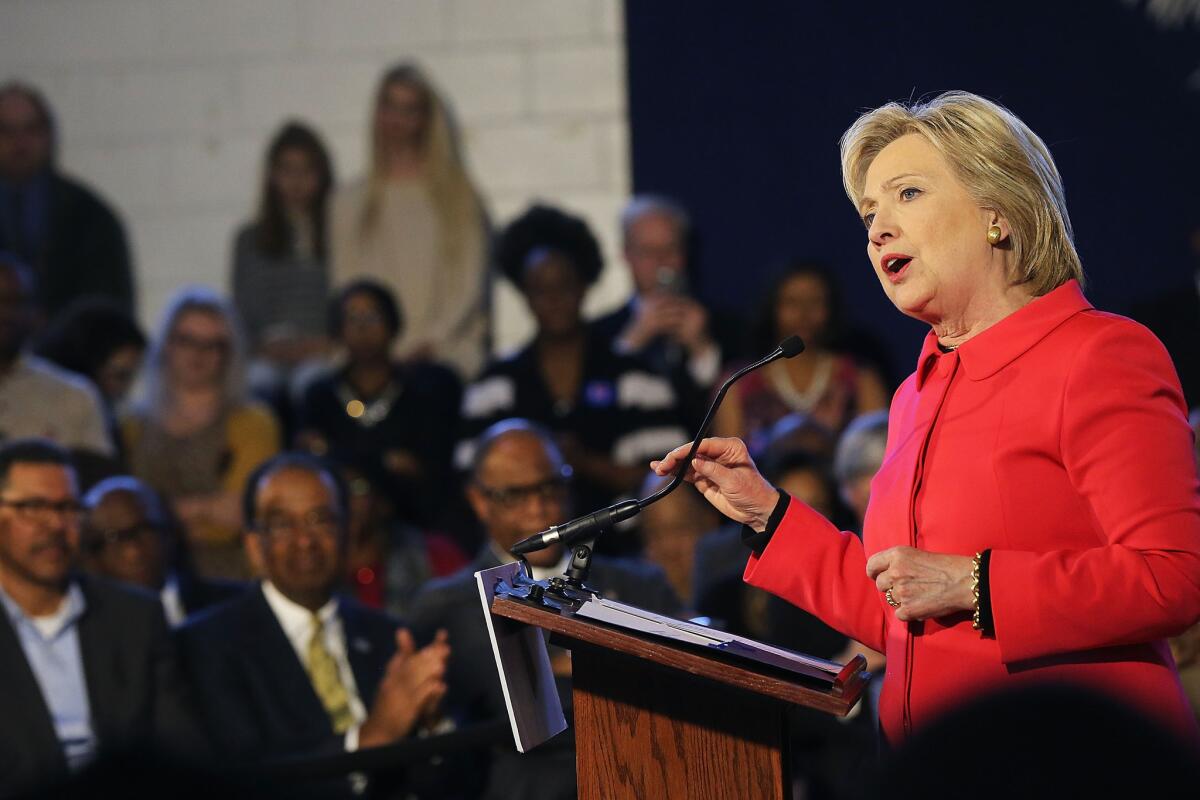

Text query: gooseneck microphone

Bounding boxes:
[510,335,806,556]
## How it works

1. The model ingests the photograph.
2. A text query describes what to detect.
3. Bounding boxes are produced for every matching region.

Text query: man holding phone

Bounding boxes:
[592,195,731,426]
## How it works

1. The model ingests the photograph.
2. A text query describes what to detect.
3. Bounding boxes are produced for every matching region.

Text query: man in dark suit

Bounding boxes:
[0,438,204,795]
[178,453,451,795]
[0,83,134,318]
[409,419,681,800]
[81,476,244,626]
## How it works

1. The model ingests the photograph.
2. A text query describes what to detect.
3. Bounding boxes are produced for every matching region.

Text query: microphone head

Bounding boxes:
[778,335,806,359]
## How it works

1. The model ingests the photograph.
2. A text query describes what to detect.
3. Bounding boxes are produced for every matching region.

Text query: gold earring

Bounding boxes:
[987,225,1003,245]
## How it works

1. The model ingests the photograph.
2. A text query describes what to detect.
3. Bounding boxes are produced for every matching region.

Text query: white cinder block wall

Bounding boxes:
[0,0,632,354]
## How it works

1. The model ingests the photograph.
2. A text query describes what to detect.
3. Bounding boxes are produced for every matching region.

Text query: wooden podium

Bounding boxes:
[490,595,868,800]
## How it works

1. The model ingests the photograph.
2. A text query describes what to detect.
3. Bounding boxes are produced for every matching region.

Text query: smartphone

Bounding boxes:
[655,267,688,295]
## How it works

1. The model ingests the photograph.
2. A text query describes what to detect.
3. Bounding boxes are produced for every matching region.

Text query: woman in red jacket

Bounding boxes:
[653,91,1200,744]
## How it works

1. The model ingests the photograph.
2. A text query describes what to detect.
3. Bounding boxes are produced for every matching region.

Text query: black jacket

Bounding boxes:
[0,575,206,795]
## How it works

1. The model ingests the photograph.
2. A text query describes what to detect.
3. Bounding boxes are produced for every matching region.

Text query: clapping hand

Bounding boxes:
[360,628,450,747]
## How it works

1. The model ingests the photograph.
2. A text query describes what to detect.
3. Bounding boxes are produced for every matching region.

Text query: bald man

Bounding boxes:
[409,418,680,800]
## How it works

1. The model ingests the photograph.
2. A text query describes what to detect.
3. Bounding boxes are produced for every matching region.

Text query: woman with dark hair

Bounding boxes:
[331,62,488,378]
[457,204,689,516]
[33,297,146,469]
[230,120,334,416]
[296,279,462,528]
[714,261,888,451]
[33,297,146,410]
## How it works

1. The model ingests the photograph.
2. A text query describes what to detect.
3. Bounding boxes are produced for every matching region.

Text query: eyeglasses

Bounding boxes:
[475,478,568,510]
[84,522,158,552]
[256,508,341,540]
[168,332,231,355]
[0,498,85,525]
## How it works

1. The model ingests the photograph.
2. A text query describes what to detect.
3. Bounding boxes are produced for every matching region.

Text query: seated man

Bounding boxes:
[0,439,203,793]
[410,419,681,800]
[81,476,244,627]
[178,453,451,791]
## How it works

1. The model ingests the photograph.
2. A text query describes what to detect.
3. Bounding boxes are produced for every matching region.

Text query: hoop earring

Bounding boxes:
[987,225,1003,245]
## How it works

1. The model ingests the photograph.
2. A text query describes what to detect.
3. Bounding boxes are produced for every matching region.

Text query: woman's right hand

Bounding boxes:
[651,437,779,531]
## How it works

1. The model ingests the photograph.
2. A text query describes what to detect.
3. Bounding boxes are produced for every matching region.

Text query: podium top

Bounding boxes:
[491,595,869,717]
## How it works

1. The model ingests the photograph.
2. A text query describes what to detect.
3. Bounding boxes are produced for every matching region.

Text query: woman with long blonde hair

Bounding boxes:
[330,62,488,378]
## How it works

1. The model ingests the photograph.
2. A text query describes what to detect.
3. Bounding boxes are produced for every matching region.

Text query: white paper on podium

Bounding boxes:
[476,563,567,753]
[574,595,843,684]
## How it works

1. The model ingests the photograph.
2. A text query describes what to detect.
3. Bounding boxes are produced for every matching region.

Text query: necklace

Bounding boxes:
[767,355,833,412]
[336,379,403,428]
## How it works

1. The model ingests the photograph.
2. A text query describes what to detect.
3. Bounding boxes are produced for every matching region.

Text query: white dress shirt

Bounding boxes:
[260,580,368,751]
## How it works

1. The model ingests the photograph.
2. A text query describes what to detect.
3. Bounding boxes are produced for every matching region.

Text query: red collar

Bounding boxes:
[914,280,1091,389]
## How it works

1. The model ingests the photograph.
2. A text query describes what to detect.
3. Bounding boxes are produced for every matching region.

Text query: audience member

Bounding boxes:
[636,471,719,610]
[32,297,146,456]
[231,121,334,424]
[0,255,113,459]
[178,453,452,796]
[297,279,461,529]
[341,461,467,619]
[458,204,689,517]
[714,261,888,450]
[591,195,739,426]
[411,419,680,800]
[861,683,1200,799]
[331,62,488,378]
[832,409,889,531]
[0,439,205,793]
[0,83,134,318]
[121,287,280,580]
[80,476,244,627]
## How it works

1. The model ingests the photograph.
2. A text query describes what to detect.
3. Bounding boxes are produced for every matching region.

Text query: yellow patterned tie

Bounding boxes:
[304,614,355,734]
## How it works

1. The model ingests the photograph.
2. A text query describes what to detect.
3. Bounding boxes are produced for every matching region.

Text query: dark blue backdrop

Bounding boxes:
[625,0,1199,379]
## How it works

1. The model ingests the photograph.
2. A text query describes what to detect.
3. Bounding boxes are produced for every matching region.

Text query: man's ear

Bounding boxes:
[243,530,266,578]
[466,484,489,524]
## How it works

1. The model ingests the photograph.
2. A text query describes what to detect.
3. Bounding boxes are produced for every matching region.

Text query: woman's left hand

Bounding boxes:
[866,546,975,623]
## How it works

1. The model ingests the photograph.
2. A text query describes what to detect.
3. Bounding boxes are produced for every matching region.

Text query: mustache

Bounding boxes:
[30,535,71,554]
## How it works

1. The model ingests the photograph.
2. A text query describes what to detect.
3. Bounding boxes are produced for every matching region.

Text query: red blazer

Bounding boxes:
[745,280,1200,742]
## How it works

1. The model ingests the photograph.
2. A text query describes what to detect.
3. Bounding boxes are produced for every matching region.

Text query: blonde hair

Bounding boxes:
[140,285,248,418]
[361,62,484,266]
[839,91,1083,296]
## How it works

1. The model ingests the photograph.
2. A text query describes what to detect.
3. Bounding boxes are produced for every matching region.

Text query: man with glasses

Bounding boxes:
[409,419,680,799]
[80,476,244,627]
[0,438,204,793]
[178,452,452,793]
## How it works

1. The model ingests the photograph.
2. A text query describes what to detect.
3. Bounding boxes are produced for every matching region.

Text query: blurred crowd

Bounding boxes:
[0,62,1197,799]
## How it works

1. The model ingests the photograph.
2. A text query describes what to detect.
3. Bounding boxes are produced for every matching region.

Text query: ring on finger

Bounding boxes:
[885,588,900,608]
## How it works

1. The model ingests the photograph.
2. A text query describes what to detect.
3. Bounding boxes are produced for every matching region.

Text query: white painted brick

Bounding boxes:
[595,117,630,192]
[421,50,526,122]
[60,141,171,217]
[162,134,261,212]
[325,129,370,184]
[135,210,241,322]
[298,0,445,52]
[234,59,381,133]
[0,0,164,66]
[450,0,593,44]
[159,0,302,60]
[531,44,623,115]
[57,68,235,140]
[597,0,623,38]
[467,119,604,192]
